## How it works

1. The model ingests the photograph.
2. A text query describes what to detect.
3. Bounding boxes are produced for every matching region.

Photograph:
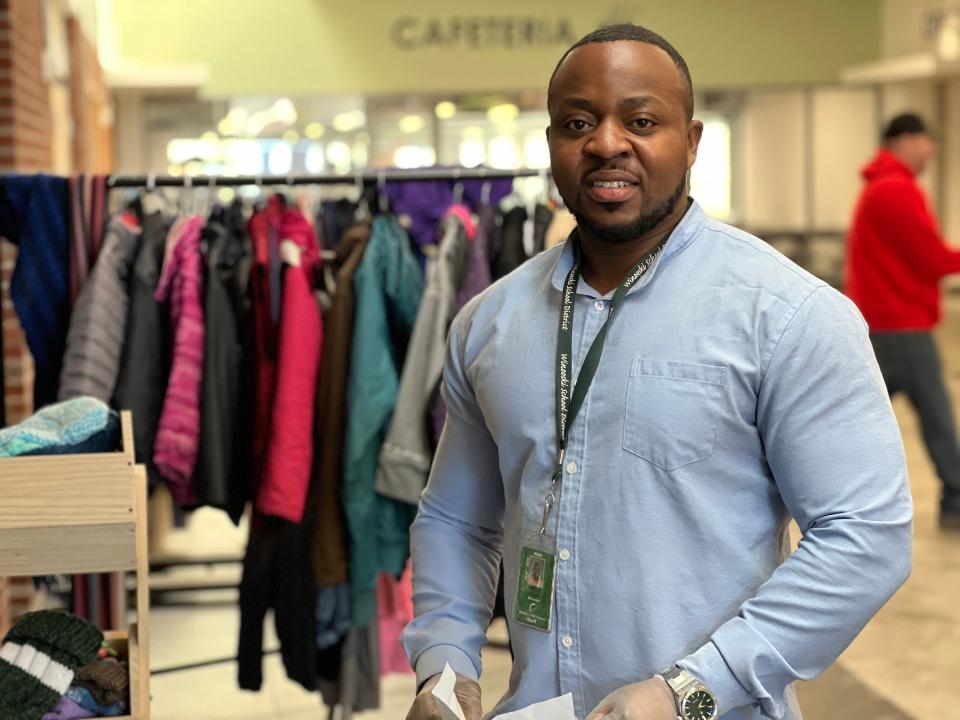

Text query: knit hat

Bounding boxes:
[74,659,128,707]
[0,611,103,720]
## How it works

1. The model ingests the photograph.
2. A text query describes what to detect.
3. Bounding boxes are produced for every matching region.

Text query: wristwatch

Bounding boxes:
[659,665,718,720]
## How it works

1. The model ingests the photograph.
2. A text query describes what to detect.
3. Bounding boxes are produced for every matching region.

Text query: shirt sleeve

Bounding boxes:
[679,285,913,717]
[400,309,506,686]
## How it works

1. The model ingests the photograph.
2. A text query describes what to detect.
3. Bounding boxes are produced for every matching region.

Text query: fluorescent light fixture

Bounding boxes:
[399,115,426,134]
[487,103,519,123]
[435,101,457,119]
[332,110,366,133]
[305,122,326,139]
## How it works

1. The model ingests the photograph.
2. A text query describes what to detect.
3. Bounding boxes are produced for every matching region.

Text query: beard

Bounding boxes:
[572,176,687,245]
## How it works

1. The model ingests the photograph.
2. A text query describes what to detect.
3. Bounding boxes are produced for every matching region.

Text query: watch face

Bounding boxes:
[683,689,717,720]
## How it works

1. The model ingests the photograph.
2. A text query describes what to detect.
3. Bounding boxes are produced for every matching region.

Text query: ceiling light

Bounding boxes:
[332,110,366,133]
[435,101,457,120]
[399,115,426,134]
[268,142,293,175]
[272,98,298,125]
[487,103,519,124]
[305,122,326,139]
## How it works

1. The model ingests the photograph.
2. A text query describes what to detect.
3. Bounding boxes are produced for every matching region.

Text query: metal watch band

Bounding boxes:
[660,664,695,693]
[659,665,712,715]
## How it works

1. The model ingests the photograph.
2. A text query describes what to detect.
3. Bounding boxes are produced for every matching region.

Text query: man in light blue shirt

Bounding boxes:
[402,24,912,720]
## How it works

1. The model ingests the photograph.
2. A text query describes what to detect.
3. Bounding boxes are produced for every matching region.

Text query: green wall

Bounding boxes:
[111,0,882,96]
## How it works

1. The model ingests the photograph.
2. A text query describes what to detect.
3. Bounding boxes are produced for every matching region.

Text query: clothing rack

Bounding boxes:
[102,165,531,681]
[105,167,548,189]
[111,165,550,602]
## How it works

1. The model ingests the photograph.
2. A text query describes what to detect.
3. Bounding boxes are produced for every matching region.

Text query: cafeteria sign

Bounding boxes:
[392,15,579,50]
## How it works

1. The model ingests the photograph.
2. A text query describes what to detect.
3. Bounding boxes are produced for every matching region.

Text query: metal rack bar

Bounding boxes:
[105,167,547,188]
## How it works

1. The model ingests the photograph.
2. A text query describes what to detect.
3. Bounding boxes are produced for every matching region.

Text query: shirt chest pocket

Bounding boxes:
[622,359,727,471]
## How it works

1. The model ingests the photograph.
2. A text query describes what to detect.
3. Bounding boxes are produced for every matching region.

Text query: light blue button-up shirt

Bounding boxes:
[401,201,912,719]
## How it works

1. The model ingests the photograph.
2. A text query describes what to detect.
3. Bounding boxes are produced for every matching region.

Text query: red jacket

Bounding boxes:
[256,202,324,523]
[845,149,960,330]
[248,208,277,492]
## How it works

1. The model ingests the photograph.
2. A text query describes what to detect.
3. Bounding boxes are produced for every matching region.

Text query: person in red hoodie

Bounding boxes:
[846,112,960,527]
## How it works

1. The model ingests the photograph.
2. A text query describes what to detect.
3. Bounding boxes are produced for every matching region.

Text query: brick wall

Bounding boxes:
[0,0,53,173]
[1,239,31,424]
[0,0,117,639]
[0,0,57,631]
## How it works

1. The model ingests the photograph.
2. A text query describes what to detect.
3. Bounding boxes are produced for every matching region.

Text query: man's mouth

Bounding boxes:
[584,180,638,203]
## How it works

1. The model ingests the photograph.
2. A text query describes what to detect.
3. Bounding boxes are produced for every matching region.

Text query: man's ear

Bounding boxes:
[686,119,704,169]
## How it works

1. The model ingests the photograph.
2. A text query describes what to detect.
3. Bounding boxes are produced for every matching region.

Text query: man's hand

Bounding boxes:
[586,676,678,720]
[405,671,482,720]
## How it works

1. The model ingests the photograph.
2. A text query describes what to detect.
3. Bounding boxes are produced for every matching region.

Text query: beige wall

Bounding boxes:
[736,87,880,233]
[942,80,960,244]
[107,0,882,96]
[739,91,807,230]
[813,88,878,229]
[882,0,957,57]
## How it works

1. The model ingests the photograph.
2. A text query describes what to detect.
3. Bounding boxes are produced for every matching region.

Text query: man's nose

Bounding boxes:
[583,118,632,160]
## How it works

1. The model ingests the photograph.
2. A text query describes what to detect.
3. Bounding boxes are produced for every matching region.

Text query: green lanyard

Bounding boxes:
[540,238,667,535]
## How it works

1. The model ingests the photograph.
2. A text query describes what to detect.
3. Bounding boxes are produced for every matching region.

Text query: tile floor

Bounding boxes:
[147,298,960,720]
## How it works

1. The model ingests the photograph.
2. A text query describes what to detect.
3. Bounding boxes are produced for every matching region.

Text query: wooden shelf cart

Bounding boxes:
[0,411,150,719]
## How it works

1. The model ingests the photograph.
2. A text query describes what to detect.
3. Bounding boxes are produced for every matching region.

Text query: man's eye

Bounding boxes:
[567,119,590,131]
[634,119,654,129]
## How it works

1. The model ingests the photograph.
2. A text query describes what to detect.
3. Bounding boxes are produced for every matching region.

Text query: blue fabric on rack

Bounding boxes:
[315,584,352,650]
[0,174,70,409]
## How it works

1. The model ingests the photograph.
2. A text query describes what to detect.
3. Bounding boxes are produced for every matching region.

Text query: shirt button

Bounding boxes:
[594,300,605,311]
[562,635,574,648]
[559,548,571,561]
[566,461,578,475]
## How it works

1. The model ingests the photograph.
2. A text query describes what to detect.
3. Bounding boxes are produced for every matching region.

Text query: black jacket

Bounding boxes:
[196,203,253,521]
[112,210,169,487]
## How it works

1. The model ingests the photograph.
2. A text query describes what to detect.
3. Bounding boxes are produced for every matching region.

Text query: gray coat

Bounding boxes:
[59,215,142,402]
[376,213,469,504]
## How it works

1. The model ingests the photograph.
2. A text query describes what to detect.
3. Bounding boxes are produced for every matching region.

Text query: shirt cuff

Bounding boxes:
[415,644,480,688]
[678,641,755,715]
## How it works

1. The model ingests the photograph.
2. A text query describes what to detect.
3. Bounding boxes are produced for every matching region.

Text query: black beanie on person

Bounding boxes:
[883,113,931,140]
[0,611,103,720]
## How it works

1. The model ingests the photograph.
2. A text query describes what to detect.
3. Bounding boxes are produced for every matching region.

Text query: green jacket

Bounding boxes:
[344,214,423,625]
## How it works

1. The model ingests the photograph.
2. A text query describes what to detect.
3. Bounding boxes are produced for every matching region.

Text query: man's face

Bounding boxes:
[547,41,703,244]
[911,133,937,175]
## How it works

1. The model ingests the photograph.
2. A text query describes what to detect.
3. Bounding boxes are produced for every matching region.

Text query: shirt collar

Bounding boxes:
[550,199,707,294]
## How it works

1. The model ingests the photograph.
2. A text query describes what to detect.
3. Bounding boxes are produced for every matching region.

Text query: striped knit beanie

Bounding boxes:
[0,611,103,720]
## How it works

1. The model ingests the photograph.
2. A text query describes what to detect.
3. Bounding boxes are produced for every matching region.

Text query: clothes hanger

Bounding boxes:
[177,175,193,217]
[354,172,371,222]
[452,168,465,206]
[377,170,390,215]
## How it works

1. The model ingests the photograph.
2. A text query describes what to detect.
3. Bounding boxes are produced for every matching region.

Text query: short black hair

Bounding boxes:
[548,24,694,119]
[882,113,930,142]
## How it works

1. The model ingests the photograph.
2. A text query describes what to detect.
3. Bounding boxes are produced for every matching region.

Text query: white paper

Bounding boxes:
[493,693,576,720]
[432,664,467,720]
[432,664,576,720]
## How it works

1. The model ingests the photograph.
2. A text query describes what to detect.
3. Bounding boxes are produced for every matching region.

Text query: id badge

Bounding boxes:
[514,534,557,632]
